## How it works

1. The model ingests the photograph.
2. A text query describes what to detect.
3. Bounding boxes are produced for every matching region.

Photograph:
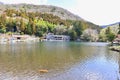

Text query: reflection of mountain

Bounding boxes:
[0,43,104,70]
[0,42,102,69]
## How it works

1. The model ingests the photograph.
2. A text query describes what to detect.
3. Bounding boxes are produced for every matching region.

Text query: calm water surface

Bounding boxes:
[0,42,119,80]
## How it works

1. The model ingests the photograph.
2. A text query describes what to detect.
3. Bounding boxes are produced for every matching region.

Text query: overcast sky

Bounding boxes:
[1,0,120,25]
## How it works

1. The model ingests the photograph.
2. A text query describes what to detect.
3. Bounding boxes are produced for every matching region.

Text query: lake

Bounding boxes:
[0,42,119,80]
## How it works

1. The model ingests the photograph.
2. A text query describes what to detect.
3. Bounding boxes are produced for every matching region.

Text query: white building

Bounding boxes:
[46,33,70,41]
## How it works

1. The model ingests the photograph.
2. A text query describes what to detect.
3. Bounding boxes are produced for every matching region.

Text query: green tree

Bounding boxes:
[68,30,77,41]
[118,23,120,34]
[106,33,115,42]
[25,22,32,35]
[0,22,6,33]
[31,20,36,34]
[105,27,115,42]
[35,31,43,37]
[73,21,83,37]
[105,27,110,35]
[20,19,26,32]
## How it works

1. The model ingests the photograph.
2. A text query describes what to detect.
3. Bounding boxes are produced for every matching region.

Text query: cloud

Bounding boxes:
[40,0,48,4]
[1,0,120,25]
[1,0,48,5]
[68,0,120,25]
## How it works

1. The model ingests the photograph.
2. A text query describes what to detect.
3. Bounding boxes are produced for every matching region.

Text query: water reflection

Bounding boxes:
[0,42,119,80]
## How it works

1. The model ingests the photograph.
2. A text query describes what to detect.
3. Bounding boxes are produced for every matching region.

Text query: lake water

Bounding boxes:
[0,42,119,80]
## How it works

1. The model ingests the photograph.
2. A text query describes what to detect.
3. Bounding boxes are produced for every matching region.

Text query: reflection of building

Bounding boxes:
[46,33,70,41]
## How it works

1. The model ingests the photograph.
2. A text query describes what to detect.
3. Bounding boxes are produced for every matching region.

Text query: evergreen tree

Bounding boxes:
[73,21,83,37]
[25,22,32,35]
[118,23,120,34]
[105,27,115,42]
[20,19,25,32]
[68,30,77,40]
[0,22,6,33]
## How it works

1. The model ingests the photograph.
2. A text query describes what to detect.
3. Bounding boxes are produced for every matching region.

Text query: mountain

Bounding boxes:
[0,3,100,31]
[99,22,120,41]
[0,4,100,29]
[100,22,120,28]
[0,4,83,21]
[0,2,3,5]
[0,3,101,41]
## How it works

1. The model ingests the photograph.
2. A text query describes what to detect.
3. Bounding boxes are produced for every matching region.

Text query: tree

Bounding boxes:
[31,20,36,34]
[35,31,43,37]
[6,19,16,32]
[118,23,120,34]
[20,19,25,32]
[105,27,115,42]
[53,25,66,35]
[105,27,110,35]
[0,14,6,33]
[68,30,77,41]
[106,33,115,42]
[73,21,83,37]
[25,22,32,35]
[0,22,6,33]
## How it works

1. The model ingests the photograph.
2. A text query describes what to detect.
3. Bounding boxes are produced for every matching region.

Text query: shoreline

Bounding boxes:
[109,46,120,52]
[0,34,40,43]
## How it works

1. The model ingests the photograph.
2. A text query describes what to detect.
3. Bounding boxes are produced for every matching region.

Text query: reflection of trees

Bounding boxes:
[0,42,105,75]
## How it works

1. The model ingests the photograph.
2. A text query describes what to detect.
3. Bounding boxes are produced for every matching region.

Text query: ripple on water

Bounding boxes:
[0,42,119,80]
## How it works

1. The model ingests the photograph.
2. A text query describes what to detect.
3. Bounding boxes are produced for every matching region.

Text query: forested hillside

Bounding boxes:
[100,23,120,41]
[0,4,100,40]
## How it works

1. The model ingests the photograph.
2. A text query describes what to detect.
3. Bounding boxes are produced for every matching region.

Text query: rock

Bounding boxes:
[109,46,120,52]
[39,69,48,73]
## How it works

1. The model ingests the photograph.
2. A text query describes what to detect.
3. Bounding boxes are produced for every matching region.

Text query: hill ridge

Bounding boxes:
[101,22,120,28]
[0,3,83,21]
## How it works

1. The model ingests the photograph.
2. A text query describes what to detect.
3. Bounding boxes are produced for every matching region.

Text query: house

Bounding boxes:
[12,35,30,41]
[45,33,70,41]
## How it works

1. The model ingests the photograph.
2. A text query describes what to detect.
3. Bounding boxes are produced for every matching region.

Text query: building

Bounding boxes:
[12,35,30,41]
[46,33,70,41]
[0,34,39,43]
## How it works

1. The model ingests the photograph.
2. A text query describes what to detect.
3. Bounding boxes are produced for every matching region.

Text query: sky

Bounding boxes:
[1,0,120,25]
